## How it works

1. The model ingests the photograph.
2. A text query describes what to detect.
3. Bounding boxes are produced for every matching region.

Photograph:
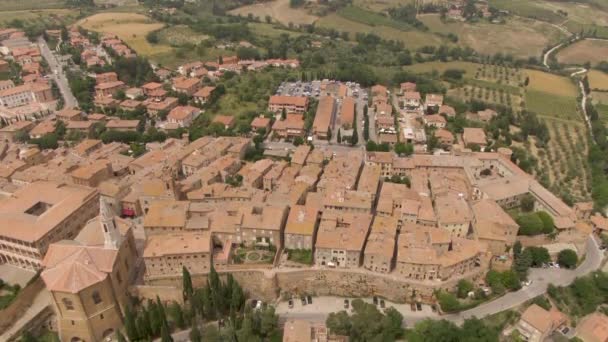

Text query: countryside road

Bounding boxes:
[38,37,79,109]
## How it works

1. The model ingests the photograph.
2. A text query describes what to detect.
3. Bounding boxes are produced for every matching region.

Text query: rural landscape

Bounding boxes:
[1,0,608,341]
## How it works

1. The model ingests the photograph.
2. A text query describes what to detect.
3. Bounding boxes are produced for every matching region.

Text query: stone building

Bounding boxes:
[41,198,138,342]
[363,215,398,273]
[284,203,320,250]
[0,181,98,270]
[315,212,372,268]
[143,232,211,280]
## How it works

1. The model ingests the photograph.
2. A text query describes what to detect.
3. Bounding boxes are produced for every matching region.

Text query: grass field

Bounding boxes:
[316,13,443,48]
[404,61,481,75]
[228,0,318,26]
[419,14,566,59]
[157,25,209,46]
[76,12,173,56]
[249,22,305,38]
[556,40,608,66]
[0,0,65,11]
[353,0,414,12]
[588,70,608,91]
[488,0,565,23]
[524,69,577,97]
[525,90,578,119]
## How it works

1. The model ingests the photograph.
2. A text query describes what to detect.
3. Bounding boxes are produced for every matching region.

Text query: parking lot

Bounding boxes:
[275,295,438,324]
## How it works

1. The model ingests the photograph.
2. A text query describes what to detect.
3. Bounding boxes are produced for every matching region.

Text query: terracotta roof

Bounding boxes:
[269,95,308,107]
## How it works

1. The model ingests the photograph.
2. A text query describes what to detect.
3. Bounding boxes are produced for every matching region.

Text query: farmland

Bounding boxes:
[419,14,566,59]
[228,0,318,26]
[157,25,209,47]
[316,13,443,48]
[0,9,78,26]
[524,69,577,97]
[353,0,415,12]
[0,0,65,11]
[76,12,172,57]
[588,70,608,91]
[556,40,608,66]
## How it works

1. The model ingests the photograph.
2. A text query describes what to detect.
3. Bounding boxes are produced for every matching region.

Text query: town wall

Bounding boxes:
[139,267,487,304]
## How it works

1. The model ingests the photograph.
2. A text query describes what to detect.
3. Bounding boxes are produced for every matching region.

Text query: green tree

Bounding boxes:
[501,269,521,290]
[536,211,555,234]
[515,248,532,279]
[260,305,278,337]
[517,213,544,236]
[124,306,138,341]
[485,270,505,295]
[183,266,193,301]
[160,322,173,342]
[457,279,474,299]
[326,311,351,335]
[169,301,186,329]
[520,194,535,211]
[395,142,414,156]
[437,291,460,312]
[116,330,127,342]
[525,246,551,267]
[190,323,202,342]
[513,241,522,259]
[558,249,578,269]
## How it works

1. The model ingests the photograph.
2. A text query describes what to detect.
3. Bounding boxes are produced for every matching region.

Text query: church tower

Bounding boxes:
[100,197,122,250]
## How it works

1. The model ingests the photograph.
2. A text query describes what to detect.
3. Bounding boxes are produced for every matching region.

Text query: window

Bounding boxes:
[63,298,74,311]
[92,291,102,304]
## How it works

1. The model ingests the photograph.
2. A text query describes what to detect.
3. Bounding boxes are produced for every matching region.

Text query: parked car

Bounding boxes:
[344,299,350,309]
[307,295,312,304]
[288,299,294,309]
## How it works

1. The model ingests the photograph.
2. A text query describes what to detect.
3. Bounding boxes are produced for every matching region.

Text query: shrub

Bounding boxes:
[536,211,554,234]
[557,249,578,269]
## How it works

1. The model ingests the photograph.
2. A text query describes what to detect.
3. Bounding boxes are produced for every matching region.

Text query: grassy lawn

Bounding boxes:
[589,70,608,91]
[596,103,608,123]
[556,40,608,66]
[524,69,578,97]
[419,14,566,59]
[525,90,578,120]
[316,13,443,49]
[286,249,313,265]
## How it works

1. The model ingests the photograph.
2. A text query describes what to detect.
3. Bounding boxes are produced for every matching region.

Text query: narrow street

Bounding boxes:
[37,37,79,109]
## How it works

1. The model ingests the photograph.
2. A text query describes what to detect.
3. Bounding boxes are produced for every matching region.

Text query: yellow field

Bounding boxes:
[229,0,318,26]
[419,14,566,58]
[524,69,578,97]
[76,12,172,56]
[317,13,442,48]
[588,70,608,91]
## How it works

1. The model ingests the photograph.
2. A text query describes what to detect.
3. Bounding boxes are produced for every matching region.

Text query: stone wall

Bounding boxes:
[139,266,487,305]
[0,276,44,334]
[7,306,56,342]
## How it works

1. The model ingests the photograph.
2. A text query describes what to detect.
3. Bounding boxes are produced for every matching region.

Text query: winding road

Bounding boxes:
[276,235,603,326]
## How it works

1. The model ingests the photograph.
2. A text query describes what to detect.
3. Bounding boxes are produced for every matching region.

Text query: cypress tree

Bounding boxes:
[182,266,193,301]
[190,323,202,342]
[160,322,174,342]
[124,306,138,341]
[116,330,127,342]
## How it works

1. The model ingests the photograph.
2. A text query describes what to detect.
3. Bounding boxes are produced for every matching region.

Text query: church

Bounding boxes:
[40,198,138,342]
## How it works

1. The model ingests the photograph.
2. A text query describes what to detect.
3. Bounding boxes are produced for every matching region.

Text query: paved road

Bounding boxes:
[276,235,602,327]
[38,37,79,109]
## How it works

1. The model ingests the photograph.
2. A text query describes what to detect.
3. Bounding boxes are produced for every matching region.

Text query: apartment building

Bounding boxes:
[268,95,309,114]
[315,212,372,268]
